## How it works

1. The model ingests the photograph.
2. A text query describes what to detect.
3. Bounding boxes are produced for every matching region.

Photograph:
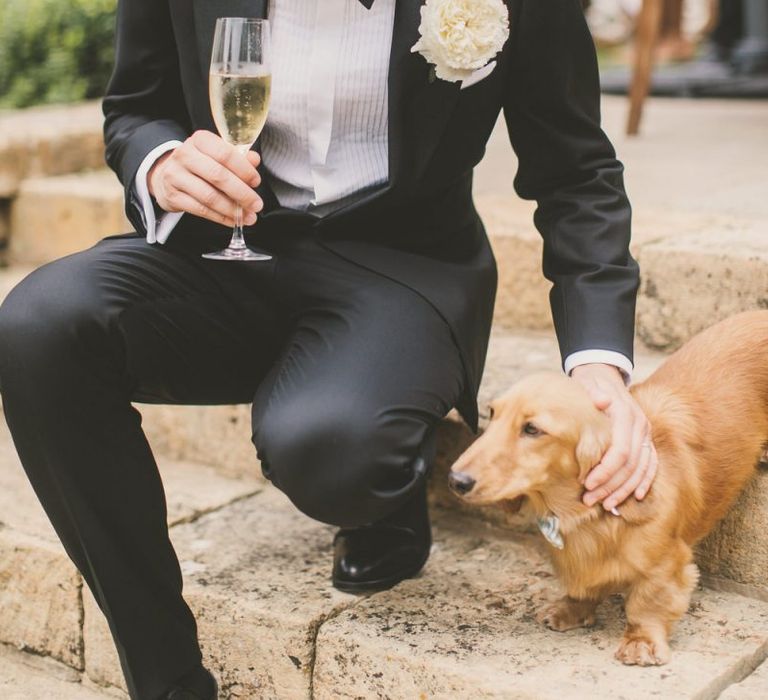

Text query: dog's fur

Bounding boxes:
[449,311,768,665]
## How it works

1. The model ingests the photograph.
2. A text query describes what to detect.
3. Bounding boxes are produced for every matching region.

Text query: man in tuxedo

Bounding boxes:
[0,1,657,698]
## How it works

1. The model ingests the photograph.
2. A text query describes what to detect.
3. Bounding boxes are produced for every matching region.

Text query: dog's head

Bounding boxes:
[448,372,611,508]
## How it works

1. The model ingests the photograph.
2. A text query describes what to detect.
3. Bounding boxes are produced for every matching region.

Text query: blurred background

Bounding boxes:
[1,0,767,110]
[0,0,115,110]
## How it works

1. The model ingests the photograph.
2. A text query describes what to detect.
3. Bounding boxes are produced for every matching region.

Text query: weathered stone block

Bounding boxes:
[636,228,768,351]
[139,404,260,482]
[9,171,129,266]
[0,529,83,670]
[477,194,553,333]
[0,643,117,700]
[0,417,260,681]
[0,102,105,198]
[314,513,768,700]
[720,658,768,699]
[83,489,363,697]
[0,421,83,668]
[697,467,768,598]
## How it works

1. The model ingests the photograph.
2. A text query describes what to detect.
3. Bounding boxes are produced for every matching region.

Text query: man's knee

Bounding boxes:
[0,261,103,374]
[254,401,429,527]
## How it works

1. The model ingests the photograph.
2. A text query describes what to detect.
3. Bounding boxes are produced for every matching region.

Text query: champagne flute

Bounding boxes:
[204,17,272,261]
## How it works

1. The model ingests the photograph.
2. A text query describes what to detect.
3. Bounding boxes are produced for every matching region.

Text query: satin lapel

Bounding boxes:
[192,0,268,82]
[387,0,462,193]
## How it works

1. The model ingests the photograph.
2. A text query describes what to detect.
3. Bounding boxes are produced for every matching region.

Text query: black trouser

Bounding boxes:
[0,229,464,700]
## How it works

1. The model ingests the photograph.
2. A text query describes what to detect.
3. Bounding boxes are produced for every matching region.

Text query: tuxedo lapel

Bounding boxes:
[387,0,462,192]
[192,0,268,81]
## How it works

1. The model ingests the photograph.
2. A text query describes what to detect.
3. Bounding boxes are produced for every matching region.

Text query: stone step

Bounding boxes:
[8,170,129,266]
[87,493,768,699]
[0,418,261,681]
[720,658,768,699]
[0,102,106,199]
[2,373,768,697]
[81,489,362,698]
[0,644,117,700]
[635,224,768,352]
[313,516,768,700]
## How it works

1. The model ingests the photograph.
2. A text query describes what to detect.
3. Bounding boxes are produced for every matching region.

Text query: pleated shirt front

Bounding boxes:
[261,0,396,213]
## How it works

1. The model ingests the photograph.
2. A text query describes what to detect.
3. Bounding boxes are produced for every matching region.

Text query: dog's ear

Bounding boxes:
[575,424,605,483]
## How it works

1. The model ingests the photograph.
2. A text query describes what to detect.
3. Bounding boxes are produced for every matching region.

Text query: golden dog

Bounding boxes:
[449,311,768,666]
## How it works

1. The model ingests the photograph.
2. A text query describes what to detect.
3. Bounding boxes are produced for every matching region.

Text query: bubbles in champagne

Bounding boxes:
[209,72,272,147]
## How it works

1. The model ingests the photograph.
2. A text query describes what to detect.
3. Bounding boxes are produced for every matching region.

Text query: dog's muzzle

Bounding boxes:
[448,471,476,495]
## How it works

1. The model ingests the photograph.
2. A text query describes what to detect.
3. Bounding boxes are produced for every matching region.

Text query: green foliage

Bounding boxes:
[0,0,116,108]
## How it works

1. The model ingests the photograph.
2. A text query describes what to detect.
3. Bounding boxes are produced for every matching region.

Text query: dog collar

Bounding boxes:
[537,514,564,549]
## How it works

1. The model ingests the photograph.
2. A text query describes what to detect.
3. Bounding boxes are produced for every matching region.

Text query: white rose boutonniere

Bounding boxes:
[411,0,510,83]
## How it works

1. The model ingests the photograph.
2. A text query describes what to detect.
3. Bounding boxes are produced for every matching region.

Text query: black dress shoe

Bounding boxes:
[163,666,218,700]
[332,482,431,593]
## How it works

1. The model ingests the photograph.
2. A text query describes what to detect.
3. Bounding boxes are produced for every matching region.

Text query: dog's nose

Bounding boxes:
[448,471,476,495]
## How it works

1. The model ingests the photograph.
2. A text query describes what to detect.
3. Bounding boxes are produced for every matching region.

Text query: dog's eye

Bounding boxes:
[488,405,495,420]
[521,421,542,437]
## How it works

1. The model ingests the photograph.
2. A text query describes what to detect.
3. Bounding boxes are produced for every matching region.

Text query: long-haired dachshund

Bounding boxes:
[449,311,768,665]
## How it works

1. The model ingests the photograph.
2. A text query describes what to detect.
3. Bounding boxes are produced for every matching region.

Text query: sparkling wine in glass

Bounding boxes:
[204,17,272,261]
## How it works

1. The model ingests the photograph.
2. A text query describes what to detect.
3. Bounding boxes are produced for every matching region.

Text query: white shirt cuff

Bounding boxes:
[134,140,184,244]
[564,350,633,386]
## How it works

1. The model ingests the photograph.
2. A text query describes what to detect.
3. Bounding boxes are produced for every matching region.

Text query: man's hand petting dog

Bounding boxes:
[148,130,264,228]
[570,363,658,513]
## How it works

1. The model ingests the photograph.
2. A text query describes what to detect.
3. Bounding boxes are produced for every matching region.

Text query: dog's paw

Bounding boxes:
[615,637,670,666]
[536,601,596,632]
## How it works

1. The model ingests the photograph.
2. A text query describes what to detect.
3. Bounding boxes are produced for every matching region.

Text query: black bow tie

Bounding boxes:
[358,0,375,8]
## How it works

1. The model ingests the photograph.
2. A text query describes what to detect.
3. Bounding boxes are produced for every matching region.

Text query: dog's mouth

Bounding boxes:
[501,495,526,513]
[448,471,529,511]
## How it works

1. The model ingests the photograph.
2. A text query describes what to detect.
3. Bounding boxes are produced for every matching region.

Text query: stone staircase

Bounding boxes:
[1,98,768,699]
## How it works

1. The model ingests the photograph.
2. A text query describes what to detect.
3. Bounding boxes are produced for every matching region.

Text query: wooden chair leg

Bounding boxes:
[627,0,664,136]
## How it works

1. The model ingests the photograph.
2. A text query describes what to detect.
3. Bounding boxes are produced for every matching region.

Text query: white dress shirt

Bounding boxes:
[132,0,633,381]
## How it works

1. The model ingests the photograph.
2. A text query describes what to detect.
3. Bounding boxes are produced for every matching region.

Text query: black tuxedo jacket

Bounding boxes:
[103,0,639,432]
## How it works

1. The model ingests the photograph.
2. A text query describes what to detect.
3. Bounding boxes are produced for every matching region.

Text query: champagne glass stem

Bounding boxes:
[230,143,249,250]
[230,203,247,251]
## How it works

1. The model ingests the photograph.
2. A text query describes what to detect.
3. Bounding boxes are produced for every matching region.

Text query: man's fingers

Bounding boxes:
[585,407,649,508]
[635,445,658,500]
[603,434,652,511]
[582,466,631,508]
[190,130,261,187]
[583,404,633,493]
[179,148,263,213]
[164,190,235,227]
[246,150,261,170]
[572,366,659,510]
[167,171,238,221]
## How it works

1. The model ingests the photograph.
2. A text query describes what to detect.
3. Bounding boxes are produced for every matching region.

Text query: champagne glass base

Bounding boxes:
[202,246,272,261]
